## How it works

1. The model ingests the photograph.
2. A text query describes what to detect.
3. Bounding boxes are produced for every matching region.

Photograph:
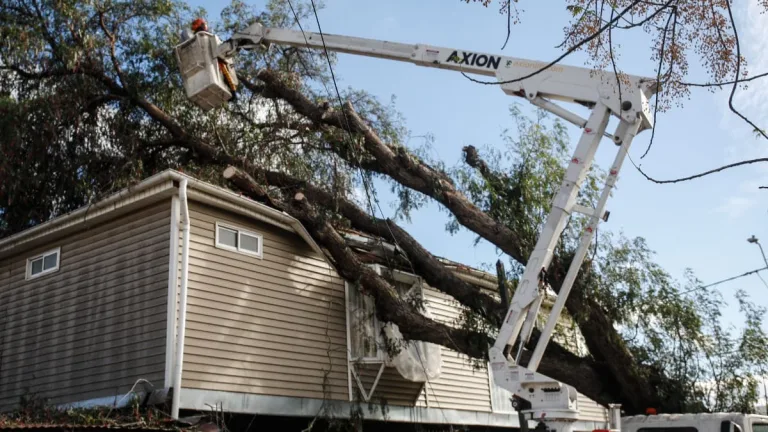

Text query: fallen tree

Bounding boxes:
[2,0,767,416]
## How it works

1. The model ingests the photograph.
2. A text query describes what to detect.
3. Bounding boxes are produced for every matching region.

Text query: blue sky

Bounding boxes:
[190,0,768,327]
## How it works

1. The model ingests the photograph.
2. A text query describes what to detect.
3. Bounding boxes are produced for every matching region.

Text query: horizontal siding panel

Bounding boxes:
[1,204,169,277]
[419,288,492,413]
[187,278,344,315]
[1,351,166,395]
[1,321,167,369]
[184,334,346,362]
[5,298,167,347]
[188,246,341,286]
[1,334,166,378]
[187,267,342,302]
[187,285,345,327]
[0,200,171,411]
[2,314,166,364]
[184,345,346,370]
[185,304,346,341]
[186,291,345,331]
[578,394,608,422]
[182,203,347,402]
[182,379,348,401]
[2,233,169,310]
[4,272,168,334]
[3,263,168,327]
[184,361,347,385]
[188,257,342,296]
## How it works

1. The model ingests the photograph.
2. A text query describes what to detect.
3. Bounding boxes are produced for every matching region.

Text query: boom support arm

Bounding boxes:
[220,24,657,131]
[174,21,658,432]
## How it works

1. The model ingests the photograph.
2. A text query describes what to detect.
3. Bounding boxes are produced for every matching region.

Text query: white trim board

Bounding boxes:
[164,194,181,389]
[179,388,523,427]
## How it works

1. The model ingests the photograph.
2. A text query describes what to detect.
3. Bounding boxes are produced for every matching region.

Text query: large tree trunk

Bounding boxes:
[253,69,660,415]
[17,57,663,413]
[222,165,621,407]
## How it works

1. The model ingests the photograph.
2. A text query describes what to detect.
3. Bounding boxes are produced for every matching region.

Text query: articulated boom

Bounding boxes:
[174,21,659,432]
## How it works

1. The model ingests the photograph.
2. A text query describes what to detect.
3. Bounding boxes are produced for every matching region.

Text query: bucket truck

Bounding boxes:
[173,20,768,432]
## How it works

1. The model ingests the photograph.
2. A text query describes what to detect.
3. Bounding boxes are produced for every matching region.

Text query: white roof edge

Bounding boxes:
[0,169,327,260]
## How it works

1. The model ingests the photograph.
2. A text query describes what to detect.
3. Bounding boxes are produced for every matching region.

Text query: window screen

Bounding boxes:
[239,232,260,254]
[218,226,238,248]
[215,223,263,258]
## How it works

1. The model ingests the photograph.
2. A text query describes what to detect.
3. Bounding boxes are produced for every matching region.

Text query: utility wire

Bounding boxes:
[679,266,768,295]
[679,71,768,88]
[756,272,768,291]
[304,0,424,281]
[723,0,768,141]
[640,4,676,160]
[304,3,453,425]
[461,0,648,86]
[627,152,768,185]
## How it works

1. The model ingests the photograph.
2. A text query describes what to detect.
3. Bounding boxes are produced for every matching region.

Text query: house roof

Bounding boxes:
[0,168,500,288]
[0,169,325,260]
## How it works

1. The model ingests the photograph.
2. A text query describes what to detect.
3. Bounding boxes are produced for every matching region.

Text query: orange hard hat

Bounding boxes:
[191,18,208,33]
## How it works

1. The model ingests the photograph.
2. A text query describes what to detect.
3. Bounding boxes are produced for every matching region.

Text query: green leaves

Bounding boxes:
[566,4,583,17]
[451,104,768,413]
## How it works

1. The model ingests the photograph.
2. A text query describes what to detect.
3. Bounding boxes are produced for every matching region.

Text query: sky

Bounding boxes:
[188,0,768,329]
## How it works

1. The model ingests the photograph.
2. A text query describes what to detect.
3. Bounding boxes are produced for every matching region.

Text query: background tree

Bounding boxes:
[2,0,767,417]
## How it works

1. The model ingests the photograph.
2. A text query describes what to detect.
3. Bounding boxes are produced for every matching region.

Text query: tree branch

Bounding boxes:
[223,165,491,359]
[255,68,528,263]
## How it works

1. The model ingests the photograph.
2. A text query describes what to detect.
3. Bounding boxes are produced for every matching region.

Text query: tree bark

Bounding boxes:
[253,72,658,414]
[222,166,492,359]
[223,165,624,407]
[55,63,659,414]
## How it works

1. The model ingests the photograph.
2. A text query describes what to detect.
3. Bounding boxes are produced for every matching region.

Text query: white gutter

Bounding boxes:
[0,170,177,254]
[171,178,191,419]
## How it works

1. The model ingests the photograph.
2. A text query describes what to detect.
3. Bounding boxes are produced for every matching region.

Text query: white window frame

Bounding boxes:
[25,247,61,280]
[345,264,425,364]
[214,222,263,259]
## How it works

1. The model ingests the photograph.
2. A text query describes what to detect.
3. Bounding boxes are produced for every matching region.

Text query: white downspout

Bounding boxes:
[171,178,191,419]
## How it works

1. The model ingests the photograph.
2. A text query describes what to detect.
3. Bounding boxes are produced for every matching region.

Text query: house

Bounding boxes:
[0,168,608,430]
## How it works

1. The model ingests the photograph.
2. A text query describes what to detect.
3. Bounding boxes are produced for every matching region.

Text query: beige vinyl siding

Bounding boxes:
[351,282,494,412]
[181,201,349,401]
[412,287,493,412]
[0,201,171,411]
[354,364,425,406]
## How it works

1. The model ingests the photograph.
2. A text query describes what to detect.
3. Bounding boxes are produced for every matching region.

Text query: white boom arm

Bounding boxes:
[175,22,658,432]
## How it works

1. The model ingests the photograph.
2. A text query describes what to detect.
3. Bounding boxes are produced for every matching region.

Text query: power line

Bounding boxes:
[627,151,768,185]
[679,266,768,295]
[303,2,453,425]
[723,0,768,141]
[639,3,676,160]
[461,0,648,86]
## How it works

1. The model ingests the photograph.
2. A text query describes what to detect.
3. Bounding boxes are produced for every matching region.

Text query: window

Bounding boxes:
[215,222,263,258]
[26,247,60,280]
[346,265,424,362]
